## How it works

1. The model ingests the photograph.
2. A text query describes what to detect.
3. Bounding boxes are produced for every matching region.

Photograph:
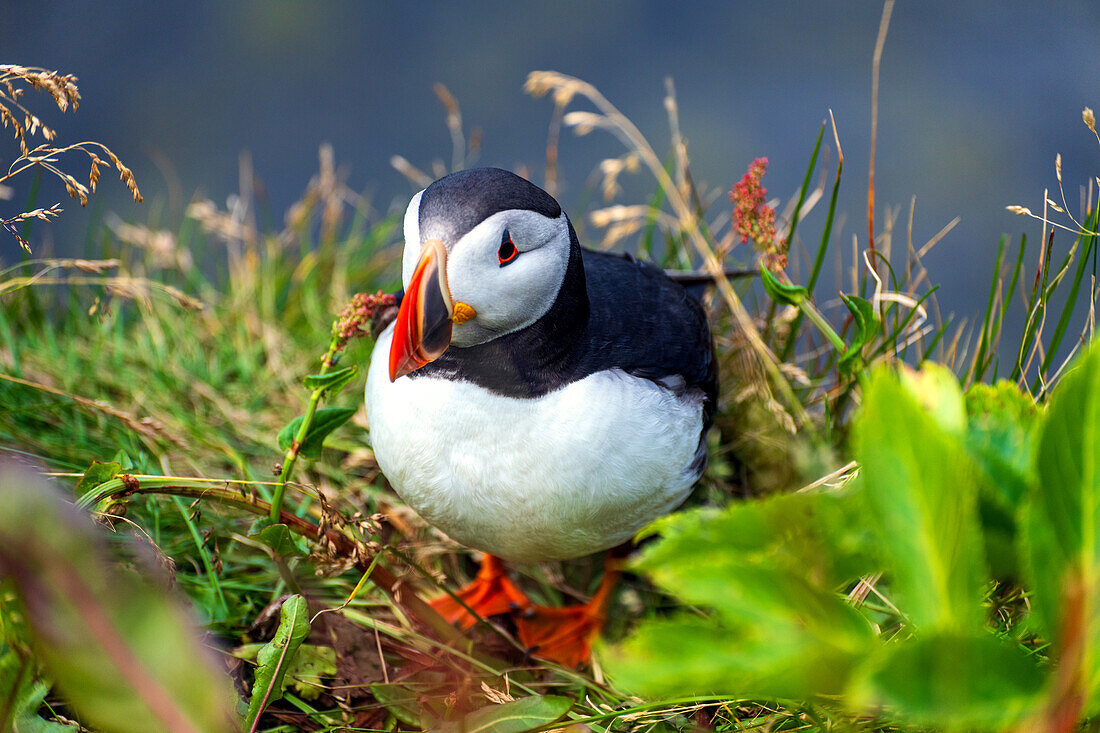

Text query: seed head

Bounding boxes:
[329,290,398,362]
[730,157,788,270]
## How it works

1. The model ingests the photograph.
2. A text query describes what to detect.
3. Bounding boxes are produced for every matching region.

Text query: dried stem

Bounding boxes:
[526,71,808,426]
[0,64,141,252]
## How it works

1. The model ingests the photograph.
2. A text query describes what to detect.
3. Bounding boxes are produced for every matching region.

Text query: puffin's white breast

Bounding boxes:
[365,326,705,562]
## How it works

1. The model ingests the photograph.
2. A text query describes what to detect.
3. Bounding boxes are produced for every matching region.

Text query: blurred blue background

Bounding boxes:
[2,1,1099,322]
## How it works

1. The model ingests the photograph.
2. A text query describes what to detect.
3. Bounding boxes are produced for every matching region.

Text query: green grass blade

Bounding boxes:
[785,121,825,254]
[968,236,1008,385]
[780,124,842,362]
[1011,230,1053,383]
[640,157,674,261]
[171,496,229,621]
[1039,193,1100,379]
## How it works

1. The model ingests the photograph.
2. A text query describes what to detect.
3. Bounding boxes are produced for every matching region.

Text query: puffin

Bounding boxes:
[365,167,717,666]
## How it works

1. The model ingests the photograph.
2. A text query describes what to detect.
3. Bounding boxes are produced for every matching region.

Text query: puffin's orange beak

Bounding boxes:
[389,239,476,381]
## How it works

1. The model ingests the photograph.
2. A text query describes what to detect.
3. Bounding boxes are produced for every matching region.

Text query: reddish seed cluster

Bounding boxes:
[331,290,397,356]
[730,157,788,271]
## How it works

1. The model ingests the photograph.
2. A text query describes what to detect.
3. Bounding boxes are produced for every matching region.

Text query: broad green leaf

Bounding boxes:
[458,694,573,733]
[283,644,335,700]
[277,406,358,459]
[965,380,1039,509]
[1023,342,1100,711]
[965,381,1040,578]
[370,683,423,727]
[636,491,875,591]
[234,643,334,701]
[855,365,987,632]
[0,465,236,733]
[606,616,865,699]
[759,267,807,306]
[303,365,358,396]
[245,594,310,727]
[248,521,309,558]
[74,460,121,492]
[111,449,135,471]
[609,492,875,699]
[14,715,80,732]
[0,652,79,731]
[849,633,1044,730]
[898,361,967,434]
[838,293,879,373]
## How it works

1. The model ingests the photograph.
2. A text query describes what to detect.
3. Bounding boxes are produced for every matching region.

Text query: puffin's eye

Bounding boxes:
[498,229,518,266]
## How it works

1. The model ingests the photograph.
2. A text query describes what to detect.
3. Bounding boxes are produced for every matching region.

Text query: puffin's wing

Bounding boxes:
[578,250,718,430]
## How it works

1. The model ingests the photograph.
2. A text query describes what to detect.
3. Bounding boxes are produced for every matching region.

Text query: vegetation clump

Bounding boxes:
[1,56,1099,732]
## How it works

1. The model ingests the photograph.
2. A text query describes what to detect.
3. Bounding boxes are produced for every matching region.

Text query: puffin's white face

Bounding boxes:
[401,190,571,347]
[387,173,573,381]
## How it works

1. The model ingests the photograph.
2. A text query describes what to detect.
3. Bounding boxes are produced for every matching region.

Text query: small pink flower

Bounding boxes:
[329,290,397,361]
[730,157,788,271]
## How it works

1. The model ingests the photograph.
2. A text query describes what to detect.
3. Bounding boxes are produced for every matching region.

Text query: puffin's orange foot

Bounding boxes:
[516,562,622,668]
[516,603,605,668]
[430,555,530,628]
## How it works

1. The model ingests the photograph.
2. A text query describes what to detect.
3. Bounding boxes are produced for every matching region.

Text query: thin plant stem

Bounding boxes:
[268,338,340,524]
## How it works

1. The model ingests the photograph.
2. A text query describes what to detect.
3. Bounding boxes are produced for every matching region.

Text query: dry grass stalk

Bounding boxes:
[284,143,361,244]
[392,85,481,188]
[1008,113,1100,240]
[390,154,433,188]
[105,214,191,271]
[0,64,142,252]
[542,97,567,197]
[526,70,808,428]
[867,0,895,262]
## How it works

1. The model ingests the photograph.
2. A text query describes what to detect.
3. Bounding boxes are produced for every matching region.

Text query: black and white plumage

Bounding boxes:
[365,168,716,563]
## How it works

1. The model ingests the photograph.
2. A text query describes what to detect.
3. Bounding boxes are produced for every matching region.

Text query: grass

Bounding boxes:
[1,57,1099,731]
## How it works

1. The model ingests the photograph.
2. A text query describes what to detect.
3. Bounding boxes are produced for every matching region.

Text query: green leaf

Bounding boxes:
[248,521,309,557]
[1023,341,1100,711]
[458,695,573,733]
[838,293,878,373]
[606,613,873,700]
[14,718,79,732]
[635,493,875,614]
[0,465,237,733]
[608,492,875,699]
[111,449,135,471]
[965,381,1039,509]
[245,594,311,727]
[303,365,359,397]
[283,645,335,700]
[965,381,1040,577]
[759,267,807,306]
[370,683,423,728]
[855,365,987,632]
[0,652,79,731]
[277,406,357,459]
[898,361,967,434]
[234,643,335,702]
[74,460,121,492]
[849,633,1044,729]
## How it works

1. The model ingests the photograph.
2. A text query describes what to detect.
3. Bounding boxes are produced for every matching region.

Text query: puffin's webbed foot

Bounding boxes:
[516,559,622,668]
[429,554,530,628]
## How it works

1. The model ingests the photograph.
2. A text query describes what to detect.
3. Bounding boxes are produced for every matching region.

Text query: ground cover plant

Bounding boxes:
[2,29,1100,733]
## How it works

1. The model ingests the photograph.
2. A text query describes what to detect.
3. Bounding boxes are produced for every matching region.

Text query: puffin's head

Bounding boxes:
[388,168,574,381]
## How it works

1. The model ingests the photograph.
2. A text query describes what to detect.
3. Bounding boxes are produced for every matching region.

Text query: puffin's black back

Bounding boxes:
[579,249,718,430]
[413,225,717,431]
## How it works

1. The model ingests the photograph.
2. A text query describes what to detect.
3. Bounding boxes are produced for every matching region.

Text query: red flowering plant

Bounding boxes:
[731,157,788,272]
[732,155,867,375]
[268,290,396,524]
